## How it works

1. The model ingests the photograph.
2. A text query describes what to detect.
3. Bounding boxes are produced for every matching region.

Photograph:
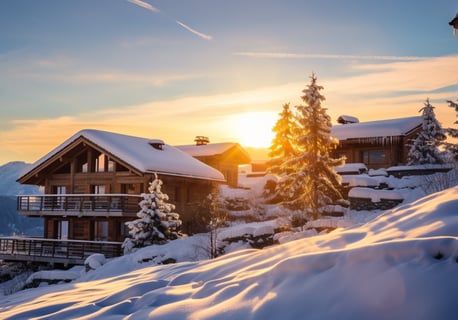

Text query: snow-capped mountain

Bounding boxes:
[0,161,39,196]
[0,161,42,236]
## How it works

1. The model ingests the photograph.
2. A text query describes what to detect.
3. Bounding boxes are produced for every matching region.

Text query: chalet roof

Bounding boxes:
[176,142,251,163]
[19,129,226,182]
[331,116,422,140]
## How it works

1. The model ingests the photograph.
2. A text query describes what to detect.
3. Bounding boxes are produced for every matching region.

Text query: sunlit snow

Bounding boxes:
[1,186,458,319]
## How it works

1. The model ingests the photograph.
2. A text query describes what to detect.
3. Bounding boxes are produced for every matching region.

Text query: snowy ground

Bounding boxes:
[1,172,458,319]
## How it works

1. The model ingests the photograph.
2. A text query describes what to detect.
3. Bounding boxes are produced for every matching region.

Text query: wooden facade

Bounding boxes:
[331,116,423,169]
[17,130,226,243]
[177,140,251,188]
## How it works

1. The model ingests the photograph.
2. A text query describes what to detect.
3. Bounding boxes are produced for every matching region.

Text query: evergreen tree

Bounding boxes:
[444,98,458,161]
[122,174,182,254]
[264,103,298,203]
[407,99,446,165]
[277,74,344,219]
[268,103,297,167]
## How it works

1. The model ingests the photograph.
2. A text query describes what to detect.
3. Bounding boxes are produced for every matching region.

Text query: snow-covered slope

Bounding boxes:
[1,186,458,319]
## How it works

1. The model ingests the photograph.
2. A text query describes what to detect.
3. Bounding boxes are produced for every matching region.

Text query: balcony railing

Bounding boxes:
[0,236,122,265]
[17,194,142,217]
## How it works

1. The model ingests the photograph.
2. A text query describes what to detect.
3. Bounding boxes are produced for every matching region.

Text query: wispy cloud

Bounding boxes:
[175,20,213,41]
[2,55,457,164]
[126,0,213,41]
[234,51,426,61]
[127,0,159,13]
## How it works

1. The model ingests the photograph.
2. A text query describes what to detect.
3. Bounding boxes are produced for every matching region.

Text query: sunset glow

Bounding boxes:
[0,1,457,164]
[232,112,277,148]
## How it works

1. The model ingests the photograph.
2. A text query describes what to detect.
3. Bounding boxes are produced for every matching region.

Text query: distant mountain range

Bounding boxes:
[0,161,43,236]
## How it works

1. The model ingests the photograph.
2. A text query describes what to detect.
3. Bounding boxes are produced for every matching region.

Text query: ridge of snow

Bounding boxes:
[176,142,239,157]
[2,186,458,319]
[332,116,422,140]
[22,129,225,182]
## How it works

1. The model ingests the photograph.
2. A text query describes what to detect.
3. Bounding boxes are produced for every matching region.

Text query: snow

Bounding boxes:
[218,220,277,239]
[387,163,454,171]
[349,187,404,202]
[25,269,81,286]
[337,114,359,123]
[332,116,422,140]
[176,142,239,157]
[335,162,367,174]
[2,186,458,319]
[85,254,107,270]
[341,174,379,187]
[19,129,225,182]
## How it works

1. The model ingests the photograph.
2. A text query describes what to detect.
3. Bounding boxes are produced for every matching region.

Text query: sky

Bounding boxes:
[0,0,458,165]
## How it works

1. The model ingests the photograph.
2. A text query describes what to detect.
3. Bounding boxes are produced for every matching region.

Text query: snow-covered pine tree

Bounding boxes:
[407,98,446,165]
[268,103,297,167]
[277,73,344,219]
[264,103,298,203]
[122,173,182,254]
[444,98,458,161]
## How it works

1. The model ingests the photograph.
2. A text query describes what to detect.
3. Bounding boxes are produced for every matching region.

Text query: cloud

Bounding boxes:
[2,55,457,164]
[234,52,426,61]
[175,20,213,41]
[126,0,213,41]
[127,0,159,13]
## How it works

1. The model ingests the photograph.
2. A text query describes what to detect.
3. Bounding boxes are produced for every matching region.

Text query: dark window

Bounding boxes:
[362,150,386,164]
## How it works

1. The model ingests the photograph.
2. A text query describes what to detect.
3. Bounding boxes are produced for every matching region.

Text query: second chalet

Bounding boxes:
[331,115,423,169]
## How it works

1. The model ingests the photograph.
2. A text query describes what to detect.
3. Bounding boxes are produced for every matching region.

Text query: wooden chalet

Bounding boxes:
[16,129,226,248]
[177,136,251,188]
[331,116,423,169]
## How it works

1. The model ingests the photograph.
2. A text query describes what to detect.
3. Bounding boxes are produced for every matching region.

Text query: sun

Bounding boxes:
[232,112,276,148]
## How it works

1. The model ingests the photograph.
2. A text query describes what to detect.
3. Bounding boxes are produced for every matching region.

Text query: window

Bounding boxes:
[95,154,106,172]
[108,160,115,172]
[94,221,108,241]
[58,220,69,240]
[362,150,386,165]
[92,185,106,194]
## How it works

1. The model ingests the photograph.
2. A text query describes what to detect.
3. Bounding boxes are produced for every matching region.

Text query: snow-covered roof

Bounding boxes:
[332,116,422,140]
[23,129,225,182]
[176,142,240,157]
[337,115,359,124]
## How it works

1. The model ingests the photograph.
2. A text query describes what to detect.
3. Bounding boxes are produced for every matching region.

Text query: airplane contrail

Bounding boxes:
[126,0,213,40]
[127,0,159,13]
[175,20,213,40]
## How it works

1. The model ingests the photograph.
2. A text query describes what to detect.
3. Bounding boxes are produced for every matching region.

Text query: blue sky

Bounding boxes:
[0,0,457,164]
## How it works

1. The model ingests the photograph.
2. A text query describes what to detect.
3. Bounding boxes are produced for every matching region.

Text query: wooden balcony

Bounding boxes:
[17,194,142,217]
[0,237,122,266]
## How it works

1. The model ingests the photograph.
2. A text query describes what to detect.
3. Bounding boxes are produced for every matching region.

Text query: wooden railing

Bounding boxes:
[17,194,142,217]
[0,237,123,265]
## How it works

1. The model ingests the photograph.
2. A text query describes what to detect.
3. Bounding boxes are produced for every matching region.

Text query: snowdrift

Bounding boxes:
[1,187,458,320]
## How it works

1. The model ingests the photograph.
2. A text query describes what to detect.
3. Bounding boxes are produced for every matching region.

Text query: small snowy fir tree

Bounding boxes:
[443,98,458,161]
[264,103,298,202]
[407,98,446,165]
[122,174,182,254]
[276,73,344,219]
[268,103,297,166]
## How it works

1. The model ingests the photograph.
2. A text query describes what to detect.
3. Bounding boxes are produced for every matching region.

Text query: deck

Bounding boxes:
[17,194,142,217]
[0,237,123,266]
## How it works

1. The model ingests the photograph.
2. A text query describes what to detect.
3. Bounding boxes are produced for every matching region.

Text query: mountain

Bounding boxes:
[0,161,39,195]
[0,161,42,236]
